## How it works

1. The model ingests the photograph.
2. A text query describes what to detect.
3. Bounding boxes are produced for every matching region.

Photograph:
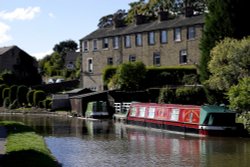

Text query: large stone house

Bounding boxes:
[80,13,204,91]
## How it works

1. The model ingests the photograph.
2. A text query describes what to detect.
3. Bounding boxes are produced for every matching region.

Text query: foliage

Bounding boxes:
[27,90,36,106]
[227,77,250,112]
[199,0,250,82]
[53,39,78,56]
[16,85,29,106]
[3,97,10,108]
[33,90,46,107]
[207,37,250,91]
[0,84,7,106]
[115,61,147,91]
[2,87,10,99]
[103,66,117,89]
[9,85,18,104]
[158,86,175,104]
[0,121,60,167]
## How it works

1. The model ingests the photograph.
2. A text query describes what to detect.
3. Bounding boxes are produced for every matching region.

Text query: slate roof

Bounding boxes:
[0,45,16,55]
[80,14,204,41]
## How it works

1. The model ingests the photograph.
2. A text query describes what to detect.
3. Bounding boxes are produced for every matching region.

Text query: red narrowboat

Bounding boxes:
[126,103,245,137]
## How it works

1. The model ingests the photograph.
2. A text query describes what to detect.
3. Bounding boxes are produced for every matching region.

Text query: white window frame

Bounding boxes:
[174,28,181,42]
[87,58,93,73]
[113,36,119,49]
[180,49,187,64]
[153,52,160,66]
[93,39,98,51]
[187,26,195,40]
[135,33,142,46]
[160,30,168,44]
[148,31,155,45]
[103,38,109,49]
[124,35,131,48]
[83,41,88,52]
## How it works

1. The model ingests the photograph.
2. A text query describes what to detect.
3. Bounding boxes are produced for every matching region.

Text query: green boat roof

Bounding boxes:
[200,105,235,124]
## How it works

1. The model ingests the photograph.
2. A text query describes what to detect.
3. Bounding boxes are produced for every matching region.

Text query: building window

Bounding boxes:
[180,50,187,64]
[187,26,195,40]
[124,35,131,48]
[93,39,98,51]
[83,41,88,52]
[148,31,155,45]
[102,38,109,49]
[135,33,142,46]
[87,58,93,73]
[113,36,119,49]
[107,57,113,65]
[160,30,168,44]
[174,28,181,42]
[129,55,136,62]
[153,52,160,66]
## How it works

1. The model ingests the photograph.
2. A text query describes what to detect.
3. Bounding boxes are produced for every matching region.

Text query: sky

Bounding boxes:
[0,0,135,60]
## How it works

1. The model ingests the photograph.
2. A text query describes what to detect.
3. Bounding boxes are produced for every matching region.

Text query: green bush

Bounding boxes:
[158,87,175,104]
[33,90,46,107]
[3,97,10,108]
[0,84,8,106]
[103,66,117,89]
[9,85,18,104]
[228,77,250,112]
[2,87,10,100]
[17,85,29,107]
[43,98,52,109]
[27,90,36,106]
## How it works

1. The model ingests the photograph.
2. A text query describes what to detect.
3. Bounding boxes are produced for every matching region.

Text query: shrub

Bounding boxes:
[33,90,46,107]
[17,85,29,107]
[43,98,52,109]
[158,87,175,104]
[27,90,36,106]
[9,85,18,104]
[2,88,10,100]
[3,97,10,108]
[0,84,8,106]
[227,77,250,112]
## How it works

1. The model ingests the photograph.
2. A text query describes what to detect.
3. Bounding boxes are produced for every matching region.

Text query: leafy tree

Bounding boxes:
[207,37,250,91]
[53,40,78,56]
[115,61,147,91]
[227,77,250,112]
[98,9,127,28]
[199,0,250,82]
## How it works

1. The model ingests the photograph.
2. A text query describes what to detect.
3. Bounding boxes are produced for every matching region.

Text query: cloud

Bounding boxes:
[0,7,41,21]
[48,12,56,19]
[0,22,12,43]
[31,49,53,60]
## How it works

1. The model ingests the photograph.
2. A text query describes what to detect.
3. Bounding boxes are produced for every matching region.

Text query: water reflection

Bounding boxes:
[0,114,249,167]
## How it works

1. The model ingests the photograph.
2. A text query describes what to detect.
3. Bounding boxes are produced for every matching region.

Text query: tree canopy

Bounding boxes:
[53,39,78,56]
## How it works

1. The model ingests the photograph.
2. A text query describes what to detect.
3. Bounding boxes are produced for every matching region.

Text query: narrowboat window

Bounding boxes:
[148,107,155,118]
[130,107,137,117]
[139,107,146,117]
[170,108,180,121]
[207,113,235,126]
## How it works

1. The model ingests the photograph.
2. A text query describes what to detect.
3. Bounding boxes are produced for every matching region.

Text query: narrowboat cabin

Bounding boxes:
[127,103,245,137]
[85,101,109,118]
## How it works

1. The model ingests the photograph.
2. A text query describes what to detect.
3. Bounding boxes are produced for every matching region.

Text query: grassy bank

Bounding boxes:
[0,121,61,167]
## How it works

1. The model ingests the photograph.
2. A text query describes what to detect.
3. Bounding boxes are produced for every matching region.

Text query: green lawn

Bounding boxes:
[0,121,61,167]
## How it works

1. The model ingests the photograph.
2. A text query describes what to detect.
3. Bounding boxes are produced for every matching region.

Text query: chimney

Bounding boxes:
[134,14,147,25]
[158,11,169,22]
[185,7,194,17]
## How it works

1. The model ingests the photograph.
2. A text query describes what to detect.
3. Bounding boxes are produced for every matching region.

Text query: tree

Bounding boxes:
[207,37,250,91]
[199,0,250,82]
[98,10,127,28]
[53,40,78,56]
[227,77,250,112]
[113,61,147,91]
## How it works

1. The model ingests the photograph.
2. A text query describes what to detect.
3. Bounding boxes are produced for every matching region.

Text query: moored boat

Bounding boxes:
[126,102,246,137]
[85,101,109,118]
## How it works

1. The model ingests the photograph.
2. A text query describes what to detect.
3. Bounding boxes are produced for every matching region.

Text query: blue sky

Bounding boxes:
[0,0,135,59]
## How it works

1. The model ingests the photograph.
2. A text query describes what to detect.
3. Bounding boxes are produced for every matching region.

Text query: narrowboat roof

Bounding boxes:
[201,105,235,113]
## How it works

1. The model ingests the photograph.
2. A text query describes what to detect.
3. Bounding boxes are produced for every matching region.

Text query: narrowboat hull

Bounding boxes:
[126,103,245,137]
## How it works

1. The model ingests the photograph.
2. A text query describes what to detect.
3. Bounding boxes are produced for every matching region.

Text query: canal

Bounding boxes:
[0,114,249,167]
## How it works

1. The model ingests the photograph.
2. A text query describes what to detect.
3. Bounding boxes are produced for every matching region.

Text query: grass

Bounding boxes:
[0,121,61,167]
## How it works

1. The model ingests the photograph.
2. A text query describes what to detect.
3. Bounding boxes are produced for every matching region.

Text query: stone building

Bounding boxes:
[80,13,204,91]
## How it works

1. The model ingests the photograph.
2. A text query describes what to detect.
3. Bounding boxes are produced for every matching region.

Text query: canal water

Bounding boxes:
[0,114,249,167]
